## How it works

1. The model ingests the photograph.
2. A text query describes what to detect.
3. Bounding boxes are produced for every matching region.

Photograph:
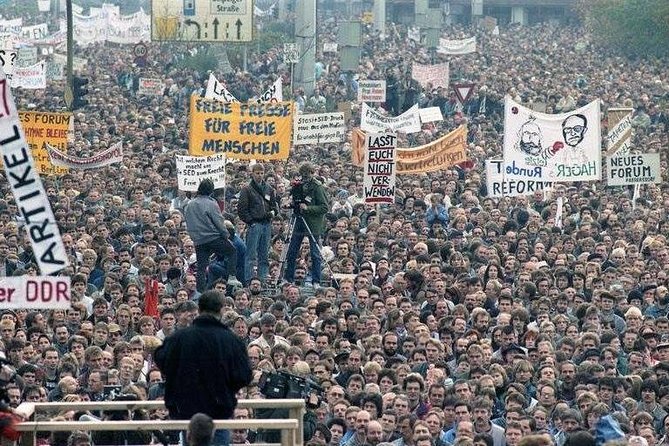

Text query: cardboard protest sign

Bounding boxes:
[323,42,338,53]
[0,49,17,79]
[205,73,238,103]
[486,159,552,197]
[418,107,443,123]
[18,111,71,175]
[361,103,421,134]
[0,18,22,36]
[294,112,346,145]
[138,78,164,96]
[0,74,69,274]
[0,276,71,309]
[357,80,386,103]
[607,153,661,186]
[437,37,476,55]
[352,126,468,174]
[12,61,46,89]
[503,97,601,183]
[605,108,634,157]
[364,132,397,204]
[411,62,449,89]
[176,153,226,192]
[189,97,294,161]
[46,141,123,169]
[16,47,37,67]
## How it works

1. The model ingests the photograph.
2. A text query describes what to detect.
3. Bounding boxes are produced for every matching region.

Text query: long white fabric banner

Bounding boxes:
[361,103,421,134]
[437,37,476,55]
[503,97,601,183]
[46,142,123,170]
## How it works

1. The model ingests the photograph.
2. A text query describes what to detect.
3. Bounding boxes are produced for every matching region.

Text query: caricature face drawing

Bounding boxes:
[561,114,588,147]
[518,120,543,156]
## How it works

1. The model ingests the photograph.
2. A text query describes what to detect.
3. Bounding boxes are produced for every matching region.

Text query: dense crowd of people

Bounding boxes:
[0,2,669,446]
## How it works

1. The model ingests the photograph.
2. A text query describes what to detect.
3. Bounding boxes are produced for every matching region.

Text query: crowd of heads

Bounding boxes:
[0,3,669,446]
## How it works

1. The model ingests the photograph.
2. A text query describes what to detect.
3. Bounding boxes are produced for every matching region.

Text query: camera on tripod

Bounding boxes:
[289,179,308,212]
[258,370,324,406]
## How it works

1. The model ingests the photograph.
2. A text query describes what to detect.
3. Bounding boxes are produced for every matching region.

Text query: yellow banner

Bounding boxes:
[18,111,71,175]
[189,97,294,161]
[352,126,468,174]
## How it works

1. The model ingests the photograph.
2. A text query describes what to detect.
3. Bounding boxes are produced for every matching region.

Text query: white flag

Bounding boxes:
[205,73,238,102]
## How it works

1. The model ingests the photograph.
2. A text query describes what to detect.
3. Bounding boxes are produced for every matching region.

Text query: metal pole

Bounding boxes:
[65,0,74,110]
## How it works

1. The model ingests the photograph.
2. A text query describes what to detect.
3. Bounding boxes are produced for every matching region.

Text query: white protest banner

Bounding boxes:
[411,62,449,89]
[46,141,123,169]
[486,159,552,198]
[138,78,164,96]
[607,153,661,186]
[0,19,22,36]
[12,61,46,89]
[16,47,37,68]
[364,132,397,204]
[437,36,476,55]
[605,108,634,157]
[106,10,151,45]
[205,73,238,103]
[73,11,107,46]
[418,107,443,123]
[0,276,70,309]
[38,0,52,12]
[0,49,17,79]
[176,153,227,192]
[21,23,48,41]
[503,97,601,182]
[361,103,421,134]
[0,72,69,274]
[358,80,386,103]
[255,78,283,103]
[323,42,338,53]
[294,112,346,145]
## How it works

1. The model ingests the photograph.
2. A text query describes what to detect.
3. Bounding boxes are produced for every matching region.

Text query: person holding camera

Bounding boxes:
[285,162,329,285]
[184,179,241,292]
[238,163,278,284]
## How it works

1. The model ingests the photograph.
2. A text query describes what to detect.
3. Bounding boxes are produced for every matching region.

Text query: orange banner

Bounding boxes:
[352,126,468,174]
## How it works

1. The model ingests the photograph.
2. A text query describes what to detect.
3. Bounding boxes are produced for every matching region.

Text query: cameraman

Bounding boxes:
[285,162,329,285]
[184,179,241,292]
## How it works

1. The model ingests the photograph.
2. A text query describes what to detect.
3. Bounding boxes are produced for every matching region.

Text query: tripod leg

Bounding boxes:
[297,215,339,288]
[276,216,297,285]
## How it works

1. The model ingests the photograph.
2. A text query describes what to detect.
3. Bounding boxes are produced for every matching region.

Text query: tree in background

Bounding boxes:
[578,0,669,57]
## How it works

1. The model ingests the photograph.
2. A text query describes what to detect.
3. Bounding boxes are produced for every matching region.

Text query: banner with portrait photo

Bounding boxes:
[503,97,601,183]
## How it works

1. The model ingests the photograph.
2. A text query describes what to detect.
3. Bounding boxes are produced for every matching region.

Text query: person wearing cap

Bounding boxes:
[237,163,279,285]
[284,162,329,286]
[155,291,252,446]
[184,179,241,293]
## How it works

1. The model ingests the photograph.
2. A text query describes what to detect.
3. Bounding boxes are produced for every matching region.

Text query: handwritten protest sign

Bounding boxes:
[418,107,443,123]
[361,103,421,134]
[0,276,71,309]
[352,126,467,174]
[12,61,46,89]
[294,112,346,145]
[0,49,17,79]
[357,80,386,103]
[205,73,238,102]
[486,159,552,197]
[254,78,283,103]
[16,47,37,67]
[607,154,661,186]
[138,78,164,96]
[18,111,71,175]
[364,132,396,204]
[411,62,449,89]
[189,97,294,161]
[0,73,69,275]
[176,154,227,192]
[46,141,123,169]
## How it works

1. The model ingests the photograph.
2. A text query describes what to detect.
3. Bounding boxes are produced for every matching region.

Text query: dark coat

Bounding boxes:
[154,315,252,420]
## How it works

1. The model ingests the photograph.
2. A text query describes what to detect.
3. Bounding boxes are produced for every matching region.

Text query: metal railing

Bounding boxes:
[16,399,305,446]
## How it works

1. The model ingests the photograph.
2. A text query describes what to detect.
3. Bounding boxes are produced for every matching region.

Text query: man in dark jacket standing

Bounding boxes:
[184,179,240,292]
[155,291,252,446]
[285,162,329,285]
[237,164,278,284]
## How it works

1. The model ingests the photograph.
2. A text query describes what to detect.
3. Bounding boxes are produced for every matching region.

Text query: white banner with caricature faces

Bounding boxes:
[503,97,601,183]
